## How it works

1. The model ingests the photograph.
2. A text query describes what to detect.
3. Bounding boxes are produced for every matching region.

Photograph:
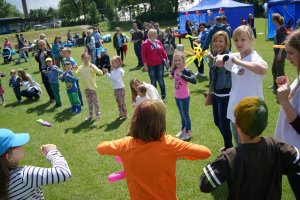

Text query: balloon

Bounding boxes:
[185,11,189,16]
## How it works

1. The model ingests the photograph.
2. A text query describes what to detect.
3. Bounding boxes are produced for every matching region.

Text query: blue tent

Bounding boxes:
[267,0,300,39]
[179,0,253,34]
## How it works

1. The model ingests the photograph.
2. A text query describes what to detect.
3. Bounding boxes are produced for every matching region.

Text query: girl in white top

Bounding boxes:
[274,29,300,199]
[0,128,71,200]
[215,25,268,145]
[103,56,127,119]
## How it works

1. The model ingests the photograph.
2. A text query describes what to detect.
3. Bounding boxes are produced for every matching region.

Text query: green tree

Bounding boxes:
[47,7,58,19]
[87,1,100,25]
[0,0,22,18]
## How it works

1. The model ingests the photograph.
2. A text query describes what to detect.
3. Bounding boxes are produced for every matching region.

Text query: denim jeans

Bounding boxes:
[175,96,191,131]
[230,121,240,145]
[148,64,166,97]
[41,72,55,100]
[17,48,28,63]
[21,88,39,99]
[13,87,21,101]
[134,44,143,66]
[212,95,233,149]
[287,173,300,199]
[88,49,96,64]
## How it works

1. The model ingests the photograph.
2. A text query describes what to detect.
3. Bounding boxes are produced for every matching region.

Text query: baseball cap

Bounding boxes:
[45,57,52,62]
[0,129,30,156]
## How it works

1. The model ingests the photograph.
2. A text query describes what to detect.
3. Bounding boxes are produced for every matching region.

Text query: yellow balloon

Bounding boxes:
[184,42,208,66]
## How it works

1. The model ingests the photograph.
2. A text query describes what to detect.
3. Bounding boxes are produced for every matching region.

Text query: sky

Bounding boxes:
[6,0,59,12]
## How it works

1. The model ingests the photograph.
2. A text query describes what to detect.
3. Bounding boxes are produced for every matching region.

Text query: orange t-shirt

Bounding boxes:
[97,135,211,200]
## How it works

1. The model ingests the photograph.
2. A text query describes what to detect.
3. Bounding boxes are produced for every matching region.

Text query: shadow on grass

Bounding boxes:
[64,120,97,134]
[32,70,41,75]
[5,99,35,108]
[98,118,126,132]
[26,102,54,115]
[196,75,209,83]
[211,183,228,200]
[129,66,143,72]
[54,108,74,122]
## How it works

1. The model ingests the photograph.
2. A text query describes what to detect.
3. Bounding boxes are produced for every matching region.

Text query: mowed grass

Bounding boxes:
[0,18,294,199]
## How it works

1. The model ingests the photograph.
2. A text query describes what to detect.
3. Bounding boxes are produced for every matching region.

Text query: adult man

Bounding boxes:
[15,34,28,64]
[154,22,164,43]
[131,22,144,67]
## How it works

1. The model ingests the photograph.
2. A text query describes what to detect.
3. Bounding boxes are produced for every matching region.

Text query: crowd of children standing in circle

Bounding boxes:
[0,12,300,199]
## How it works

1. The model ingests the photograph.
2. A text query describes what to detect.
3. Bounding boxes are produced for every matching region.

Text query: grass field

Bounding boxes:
[0,18,295,199]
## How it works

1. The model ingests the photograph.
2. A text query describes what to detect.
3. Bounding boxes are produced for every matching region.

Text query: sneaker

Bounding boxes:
[119,116,127,120]
[194,72,199,77]
[218,147,226,152]
[175,129,185,138]
[85,116,93,121]
[48,99,55,103]
[95,115,100,121]
[181,130,192,141]
[199,73,205,77]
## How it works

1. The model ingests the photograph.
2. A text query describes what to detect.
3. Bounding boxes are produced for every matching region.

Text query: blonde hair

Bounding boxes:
[272,13,285,25]
[233,25,255,41]
[110,56,122,67]
[147,29,158,39]
[212,31,230,53]
[172,51,185,69]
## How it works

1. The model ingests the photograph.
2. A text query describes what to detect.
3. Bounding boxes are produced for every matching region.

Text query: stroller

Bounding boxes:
[2,47,16,64]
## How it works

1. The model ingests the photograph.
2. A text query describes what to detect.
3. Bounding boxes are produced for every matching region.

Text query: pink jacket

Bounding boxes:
[141,39,168,67]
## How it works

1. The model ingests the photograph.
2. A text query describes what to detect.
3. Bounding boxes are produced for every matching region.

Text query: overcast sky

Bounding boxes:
[7,0,59,12]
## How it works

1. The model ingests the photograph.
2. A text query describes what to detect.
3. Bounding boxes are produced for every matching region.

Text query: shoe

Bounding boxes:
[162,95,166,100]
[218,147,226,152]
[194,72,199,77]
[95,115,100,121]
[181,130,192,141]
[119,116,127,120]
[85,116,93,121]
[17,100,22,103]
[70,105,76,113]
[48,99,55,103]
[2,102,6,106]
[175,129,185,138]
[199,73,205,77]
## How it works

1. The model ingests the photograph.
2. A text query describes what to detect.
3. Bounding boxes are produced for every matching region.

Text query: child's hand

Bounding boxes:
[40,144,57,154]
[231,56,240,65]
[176,70,182,77]
[73,65,78,70]
[215,55,225,67]
[169,74,174,79]
[277,84,291,104]
[102,68,108,73]
[206,52,214,60]
[276,75,289,87]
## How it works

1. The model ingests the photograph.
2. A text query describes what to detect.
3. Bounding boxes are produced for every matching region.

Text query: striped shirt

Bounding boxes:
[8,150,71,200]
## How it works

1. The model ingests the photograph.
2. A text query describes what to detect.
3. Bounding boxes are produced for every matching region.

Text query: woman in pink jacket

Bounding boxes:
[142,29,168,100]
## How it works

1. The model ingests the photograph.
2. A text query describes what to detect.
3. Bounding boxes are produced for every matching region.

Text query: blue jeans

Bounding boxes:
[287,174,300,199]
[230,121,240,145]
[212,95,233,149]
[13,87,21,101]
[175,97,191,131]
[41,72,55,100]
[17,48,28,63]
[134,44,143,66]
[20,88,39,99]
[148,64,166,97]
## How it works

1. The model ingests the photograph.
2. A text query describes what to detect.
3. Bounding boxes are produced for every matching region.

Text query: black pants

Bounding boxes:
[194,59,204,74]
[21,88,39,99]
[41,72,55,100]
[288,174,300,200]
[272,50,286,89]
[116,47,124,62]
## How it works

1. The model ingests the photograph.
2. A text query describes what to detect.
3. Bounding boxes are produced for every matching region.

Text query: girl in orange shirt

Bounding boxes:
[97,100,211,200]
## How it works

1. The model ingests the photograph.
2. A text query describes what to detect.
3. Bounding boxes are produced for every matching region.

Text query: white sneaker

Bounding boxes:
[175,129,185,138]
[181,130,192,141]
[194,72,199,77]
[199,73,205,77]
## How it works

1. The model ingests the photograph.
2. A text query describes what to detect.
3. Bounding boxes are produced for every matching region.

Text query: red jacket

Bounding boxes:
[141,39,168,67]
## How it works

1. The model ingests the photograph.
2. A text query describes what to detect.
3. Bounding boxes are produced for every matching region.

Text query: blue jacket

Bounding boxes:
[198,31,208,47]
[45,65,63,84]
[9,76,21,88]
[61,71,78,94]
[52,43,63,60]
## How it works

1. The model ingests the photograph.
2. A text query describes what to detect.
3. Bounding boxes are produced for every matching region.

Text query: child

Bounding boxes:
[0,128,71,199]
[102,56,127,119]
[135,84,150,107]
[206,31,232,151]
[0,73,5,105]
[44,57,63,107]
[275,29,300,199]
[169,52,197,141]
[200,97,300,199]
[97,101,211,200]
[9,70,22,103]
[61,61,81,113]
[215,25,268,145]
[75,53,103,121]
[61,48,83,106]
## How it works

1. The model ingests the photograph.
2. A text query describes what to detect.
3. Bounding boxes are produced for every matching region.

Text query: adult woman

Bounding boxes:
[163,27,175,67]
[85,31,96,64]
[130,78,161,105]
[113,27,126,63]
[35,39,55,103]
[195,23,208,76]
[275,29,300,199]
[52,36,63,68]
[185,20,193,48]
[17,69,41,100]
[271,13,287,93]
[141,29,168,100]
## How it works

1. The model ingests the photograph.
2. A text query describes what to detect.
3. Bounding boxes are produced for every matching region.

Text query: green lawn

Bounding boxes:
[0,18,294,199]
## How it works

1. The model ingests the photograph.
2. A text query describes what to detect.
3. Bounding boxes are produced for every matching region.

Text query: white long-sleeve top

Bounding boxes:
[105,67,125,89]
[7,150,71,200]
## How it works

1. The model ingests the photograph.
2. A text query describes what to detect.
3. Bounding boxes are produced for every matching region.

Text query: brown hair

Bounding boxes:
[130,101,166,141]
[212,31,230,53]
[233,25,255,41]
[17,69,30,81]
[272,13,284,25]
[81,52,90,60]
[136,85,147,95]
[130,79,143,102]
[110,56,122,67]
[285,29,300,73]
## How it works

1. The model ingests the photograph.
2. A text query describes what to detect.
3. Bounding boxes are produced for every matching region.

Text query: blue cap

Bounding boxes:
[0,129,30,156]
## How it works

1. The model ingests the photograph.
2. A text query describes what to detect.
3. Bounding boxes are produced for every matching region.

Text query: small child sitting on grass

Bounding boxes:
[199,97,300,200]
